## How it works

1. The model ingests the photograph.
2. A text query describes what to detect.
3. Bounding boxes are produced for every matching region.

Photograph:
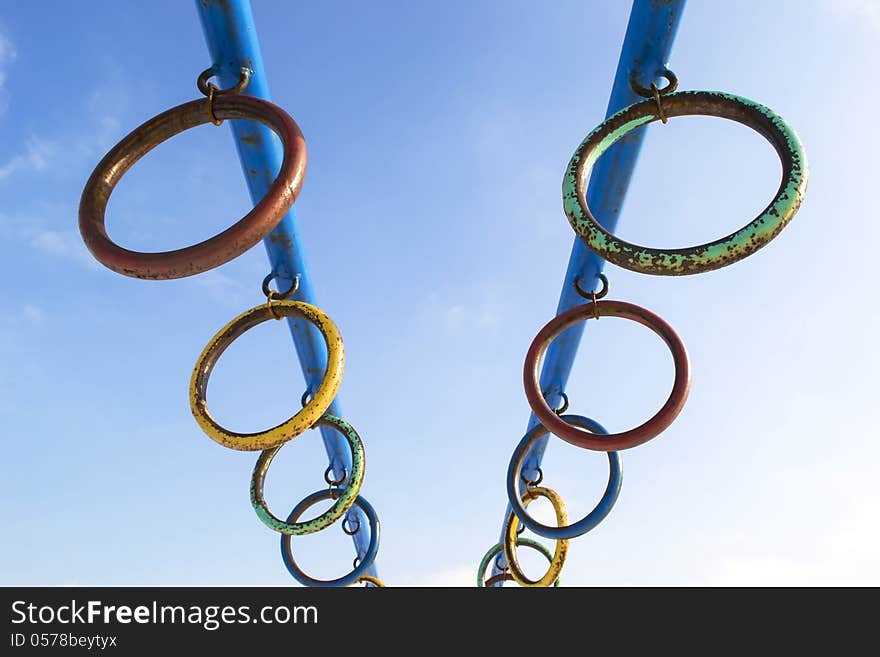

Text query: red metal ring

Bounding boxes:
[523,300,690,451]
[79,94,307,279]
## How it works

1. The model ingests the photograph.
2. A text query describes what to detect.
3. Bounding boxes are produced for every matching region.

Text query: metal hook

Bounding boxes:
[574,272,608,302]
[342,516,361,536]
[630,68,677,125]
[552,392,569,416]
[325,464,347,487]
[494,555,509,572]
[301,388,314,409]
[629,67,678,98]
[198,67,251,127]
[197,66,252,97]
[263,273,299,320]
[522,467,543,488]
[262,272,300,300]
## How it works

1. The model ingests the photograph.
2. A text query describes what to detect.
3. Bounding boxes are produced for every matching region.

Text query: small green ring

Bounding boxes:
[250,414,365,535]
[476,538,561,588]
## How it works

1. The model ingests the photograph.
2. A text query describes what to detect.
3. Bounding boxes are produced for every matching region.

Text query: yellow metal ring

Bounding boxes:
[351,575,385,587]
[190,300,344,451]
[502,486,569,587]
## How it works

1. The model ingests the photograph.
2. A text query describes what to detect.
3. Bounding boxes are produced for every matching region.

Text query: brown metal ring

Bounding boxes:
[484,573,515,587]
[79,94,307,279]
[524,300,690,451]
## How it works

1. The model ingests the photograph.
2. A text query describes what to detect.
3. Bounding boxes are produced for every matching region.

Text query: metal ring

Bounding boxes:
[483,573,514,587]
[563,91,808,275]
[573,273,608,301]
[630,68,678,98]
[281,492,380,587]
[197,66,251,97]
[79,94,307,279]
[206,84,222,126]
[521,467,543,488]
[342,515,361,536]
[324,464,347,487]
[300,389,313,408]
[190,301,343,451]
[524,300,690,451]
[502,486,569,587]
[507,415,623,540]
[251,415,363,535]
[351,575,385,587]
[262,272,299,300]
[651,84,668,124]
[552,392,569,415]
[477,538,561,588]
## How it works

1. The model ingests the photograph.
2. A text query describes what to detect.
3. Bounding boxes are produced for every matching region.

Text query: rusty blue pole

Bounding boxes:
[491,0,687,584]
[194,0,378,583]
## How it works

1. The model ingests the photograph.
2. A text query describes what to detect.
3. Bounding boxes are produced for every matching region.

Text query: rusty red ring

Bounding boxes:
[79,94,307,279]
[523,300,691,451]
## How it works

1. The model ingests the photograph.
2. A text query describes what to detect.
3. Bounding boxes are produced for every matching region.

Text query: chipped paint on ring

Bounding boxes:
[190,300,344,451]
[563,90,809,275]
[250,414,365,535]
[502,486,569,587]
[351,575,385,587]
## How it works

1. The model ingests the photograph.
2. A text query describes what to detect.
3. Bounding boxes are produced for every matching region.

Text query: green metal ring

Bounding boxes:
[476,538,561,588]
[563,90,808,275]
[250,414,365,535]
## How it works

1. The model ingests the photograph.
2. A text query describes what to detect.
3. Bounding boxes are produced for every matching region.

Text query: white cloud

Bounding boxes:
[190,270,252,306]
[0,136,55,180]
[77,64,130,156]
[28,228,101,271]
[0,62,130,183]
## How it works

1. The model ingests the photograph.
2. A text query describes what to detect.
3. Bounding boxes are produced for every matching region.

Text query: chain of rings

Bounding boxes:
[480,68,808,586]
[79,67,383,588]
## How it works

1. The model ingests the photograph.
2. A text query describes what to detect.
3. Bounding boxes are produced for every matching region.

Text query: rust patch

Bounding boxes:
[268,232,293,249]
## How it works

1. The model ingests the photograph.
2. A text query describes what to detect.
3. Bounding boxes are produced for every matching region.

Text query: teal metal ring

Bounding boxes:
[281,492,380,587]
[563,90,808,275]
[477,538,561,588]
[507,415,622,540]
[251,414,365,535]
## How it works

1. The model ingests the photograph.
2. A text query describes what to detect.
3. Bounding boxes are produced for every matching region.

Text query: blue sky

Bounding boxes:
[0,0,877,586]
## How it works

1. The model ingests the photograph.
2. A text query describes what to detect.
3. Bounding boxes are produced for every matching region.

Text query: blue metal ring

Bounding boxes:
[506,414,622,540]
[280,491,380,587]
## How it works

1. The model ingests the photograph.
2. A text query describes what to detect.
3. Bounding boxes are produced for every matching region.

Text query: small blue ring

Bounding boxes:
[280,491,380,587]
[506,414,622,540]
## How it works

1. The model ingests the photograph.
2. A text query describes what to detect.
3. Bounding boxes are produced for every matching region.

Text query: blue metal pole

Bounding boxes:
[491,0,686,584]
[194,0,378,581]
